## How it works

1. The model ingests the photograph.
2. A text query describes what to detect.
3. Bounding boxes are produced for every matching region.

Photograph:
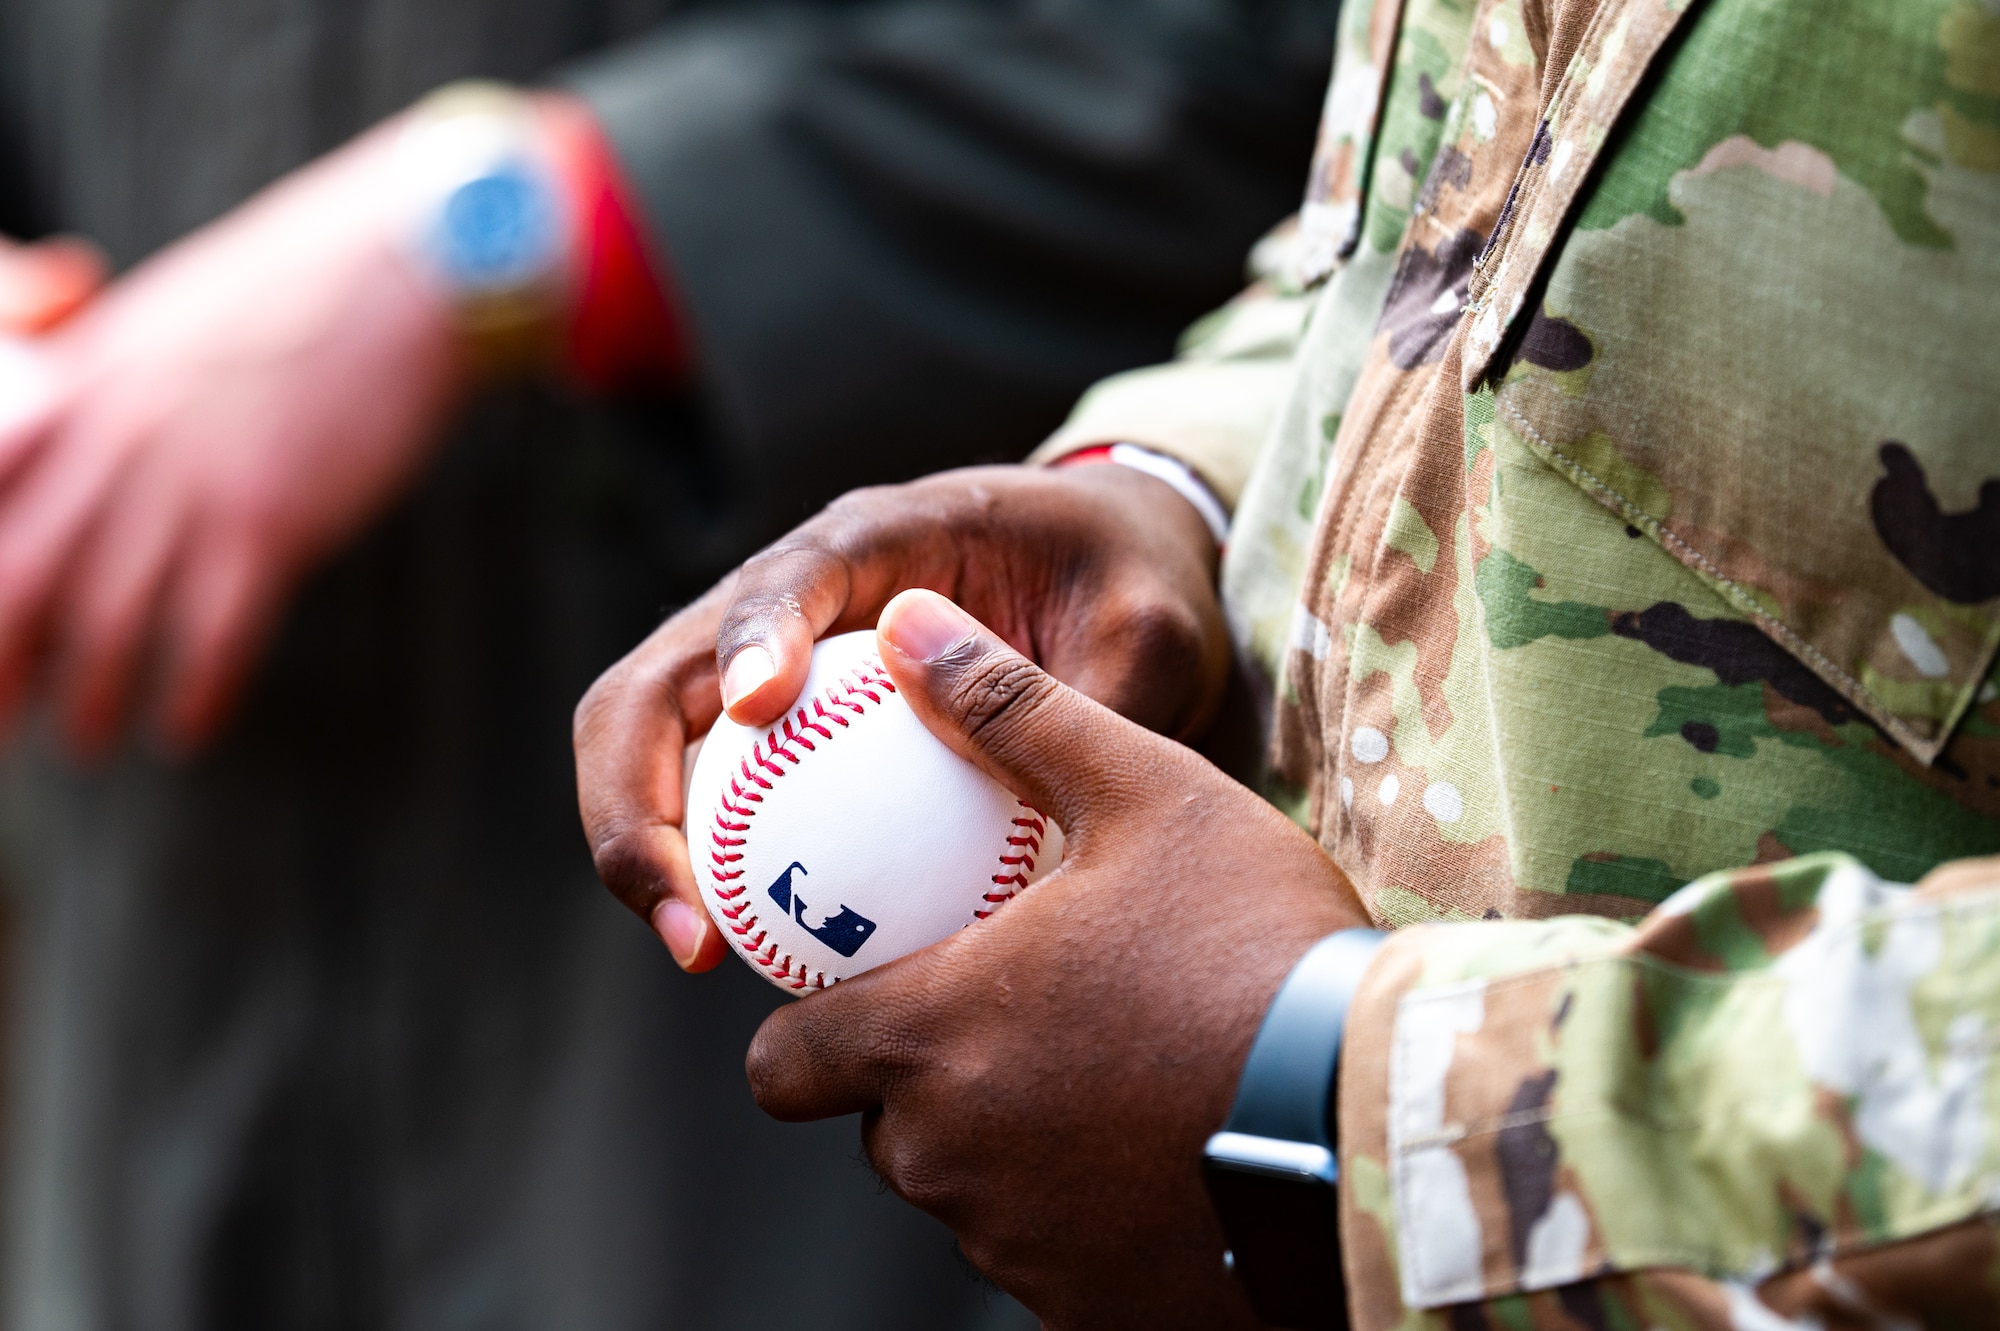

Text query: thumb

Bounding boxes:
[876,589,1144,839]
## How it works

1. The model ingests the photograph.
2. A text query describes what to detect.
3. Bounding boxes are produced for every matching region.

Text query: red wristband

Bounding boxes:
[537,93,691,392]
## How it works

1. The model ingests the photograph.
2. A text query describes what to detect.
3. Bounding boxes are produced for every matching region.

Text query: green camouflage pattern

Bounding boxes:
[1338,852,2000,1327]
[1041,0,2000,1321]
[1291,0,1407,286]
[1476,0,2000,759]
[1220,0,1482,793]
[1258,0,2000,918]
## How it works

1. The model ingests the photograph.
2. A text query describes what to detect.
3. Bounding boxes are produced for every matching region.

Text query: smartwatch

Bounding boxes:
[1202,928,1385,1331]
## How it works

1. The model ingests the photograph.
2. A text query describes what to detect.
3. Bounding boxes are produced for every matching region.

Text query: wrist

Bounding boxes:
[1052,450,1225,587]
[389,82,577,375]
[1203,928,1386,1331]
[1051,443,1230,548]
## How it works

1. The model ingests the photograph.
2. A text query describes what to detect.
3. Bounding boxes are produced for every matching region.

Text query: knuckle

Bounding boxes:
[806,495,910,562]
[1096,598,1213,732]
[719,546,844,642]
[570,667,623,747]
[869,1130,952,1212]
[572,633,690,754]
[817,483,898,527]
[949,653,1060,754]
[1116,599,1204,673]
[743,1024,789,1107]
[588,829,667,916]
[953,1233,1018,1290]
[745,1004,856,1119]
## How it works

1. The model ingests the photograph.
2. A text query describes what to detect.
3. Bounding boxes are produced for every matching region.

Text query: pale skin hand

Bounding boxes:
[0,235,107,334]
[748,590,1369,1327]
[0,118,470,757]
[571,462,1231,969]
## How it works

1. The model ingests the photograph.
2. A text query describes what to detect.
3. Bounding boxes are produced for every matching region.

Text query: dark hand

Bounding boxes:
[746,589,1367,1329]
[573,463,1229,969]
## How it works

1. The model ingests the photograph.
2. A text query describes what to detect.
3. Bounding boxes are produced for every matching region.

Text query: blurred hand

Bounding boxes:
[572,462,1229,969]
[747,590,1367,1328]
[0,121,470,756]
[0,234,107,333]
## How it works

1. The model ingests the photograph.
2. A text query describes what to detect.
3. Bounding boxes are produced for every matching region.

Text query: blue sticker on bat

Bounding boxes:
[766,861,878,958]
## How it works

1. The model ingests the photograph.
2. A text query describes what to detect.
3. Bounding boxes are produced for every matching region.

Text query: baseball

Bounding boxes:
[687,630,1063,993]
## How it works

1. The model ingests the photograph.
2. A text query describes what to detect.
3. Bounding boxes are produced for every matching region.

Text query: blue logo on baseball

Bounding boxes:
[767,862,878,958]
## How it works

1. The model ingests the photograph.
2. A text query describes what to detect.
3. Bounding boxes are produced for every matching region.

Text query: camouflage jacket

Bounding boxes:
[1036,0,2000,1323]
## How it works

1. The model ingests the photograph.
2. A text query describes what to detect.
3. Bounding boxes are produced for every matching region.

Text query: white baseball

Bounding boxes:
[687,630,1063,993]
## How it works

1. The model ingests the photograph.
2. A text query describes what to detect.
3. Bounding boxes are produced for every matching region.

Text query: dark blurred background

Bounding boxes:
[0,0,1331,1325]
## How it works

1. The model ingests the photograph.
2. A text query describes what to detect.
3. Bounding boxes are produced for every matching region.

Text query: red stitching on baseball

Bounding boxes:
[780,715,820,752]
[703,655,1032,992]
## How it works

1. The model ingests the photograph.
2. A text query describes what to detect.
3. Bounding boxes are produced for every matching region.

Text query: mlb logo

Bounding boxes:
[767,862,879,958]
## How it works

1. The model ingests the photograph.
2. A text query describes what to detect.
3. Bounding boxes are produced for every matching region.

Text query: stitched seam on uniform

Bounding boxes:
[1496,395,1943,760]
[1409,1208,2000,1303]
[1464,0,1693,387]
[707,655,1043,989]
[1470,0,1630,301]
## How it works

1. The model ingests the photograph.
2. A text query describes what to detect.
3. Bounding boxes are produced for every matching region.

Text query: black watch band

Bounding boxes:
[1202,928,1386,1331]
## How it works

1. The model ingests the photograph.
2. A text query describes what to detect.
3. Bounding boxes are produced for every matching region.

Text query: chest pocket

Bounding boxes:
[1469,0,2000,761]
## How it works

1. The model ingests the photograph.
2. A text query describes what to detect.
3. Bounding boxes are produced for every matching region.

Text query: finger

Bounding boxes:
[1050,584,1223,742]
[573,582,734,971]
[52,456,190,757]
[710,478,982,727]
[0,235,107,334]
[0,340,63,480]
[745,958,917,1121]
[713,539,853,727]
[876,589,1161,838]
[0,403,145,734]
[151,523,290,754]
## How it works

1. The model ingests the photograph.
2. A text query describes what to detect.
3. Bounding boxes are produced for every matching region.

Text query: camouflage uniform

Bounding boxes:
[1037,0,2000,1322]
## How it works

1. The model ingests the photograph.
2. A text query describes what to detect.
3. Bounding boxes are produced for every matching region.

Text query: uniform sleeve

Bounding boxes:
[1333,850,2000,1330]
[555,0,1333,532]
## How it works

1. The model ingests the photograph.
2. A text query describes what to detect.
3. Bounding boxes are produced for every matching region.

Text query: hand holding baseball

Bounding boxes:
[745,589,1367,1328]
[573,462,1229,970]
[685,628,1063,991]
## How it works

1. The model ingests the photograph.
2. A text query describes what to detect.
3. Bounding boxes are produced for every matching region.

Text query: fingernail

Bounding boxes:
[656,898,706,970]
[880,590,978,663]
[721,645,775,713]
